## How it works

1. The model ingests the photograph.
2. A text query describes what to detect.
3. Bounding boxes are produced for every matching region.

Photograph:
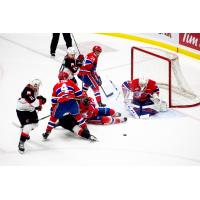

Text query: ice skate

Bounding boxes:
[120,117,128,123]
[42,132,50,140]
[113,112,121,117]
[98,102,106,107]
[18,141,25,154]
[88,134,98,142]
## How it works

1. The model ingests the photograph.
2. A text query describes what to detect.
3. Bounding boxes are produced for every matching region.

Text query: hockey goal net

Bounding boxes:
[131,46,200,108]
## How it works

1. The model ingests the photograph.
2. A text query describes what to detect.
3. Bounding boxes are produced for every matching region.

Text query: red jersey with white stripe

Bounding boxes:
[79,97,98,119]
[51,79,84,108]
[128,79,159,95]
[78,52,98,76]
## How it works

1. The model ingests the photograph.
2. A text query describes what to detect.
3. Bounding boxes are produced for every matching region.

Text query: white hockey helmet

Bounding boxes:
[30,79,42,89]
[66,47,76,55]
[139,77,148,91]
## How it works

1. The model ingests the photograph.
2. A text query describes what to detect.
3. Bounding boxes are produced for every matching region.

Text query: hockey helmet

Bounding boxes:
[58,71,69,80]
[30,79,42,89]
[66,47,76,55]
[93,45,102,53]
[82,97,92,106]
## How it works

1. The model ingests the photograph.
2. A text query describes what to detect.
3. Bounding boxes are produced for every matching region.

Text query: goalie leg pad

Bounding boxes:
[151,100,168,112]
[141,107,158,116]
[159,101,168,112]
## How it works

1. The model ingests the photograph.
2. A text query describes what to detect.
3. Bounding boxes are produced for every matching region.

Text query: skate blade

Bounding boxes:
[18,149,25,154]
[42,138,49,142]
[89,137,99,142]
[89,139,99,142]
[140,114,150,119]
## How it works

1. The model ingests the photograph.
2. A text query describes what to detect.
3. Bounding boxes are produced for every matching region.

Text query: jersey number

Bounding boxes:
[61,83,68,93]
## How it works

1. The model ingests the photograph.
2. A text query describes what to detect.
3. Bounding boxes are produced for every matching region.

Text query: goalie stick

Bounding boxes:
[126,103,139,119]
[12,114,50,128]
[126,103,150,119]
[100,85,113,98]
[109,80,118,91]
[109,79,121,100]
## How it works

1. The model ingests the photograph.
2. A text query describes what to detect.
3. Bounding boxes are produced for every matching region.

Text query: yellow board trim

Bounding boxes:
[98,33,200,60]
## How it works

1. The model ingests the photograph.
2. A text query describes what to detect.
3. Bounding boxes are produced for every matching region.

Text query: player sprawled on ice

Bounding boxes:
[42,71,97,141]
[16,79,46,153]
[56,114,97,141]
[78,45,106,107]
[122,77,167,118]
[79,96,127,124]
[59,47,84,84]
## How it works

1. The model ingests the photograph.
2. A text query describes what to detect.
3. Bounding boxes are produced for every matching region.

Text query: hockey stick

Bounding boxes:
[109,79,121,100]
[100,85,113,98]
[71,33,84,91]
[126,103,139,119]
[71,33,81,55]
[12,114,50,128]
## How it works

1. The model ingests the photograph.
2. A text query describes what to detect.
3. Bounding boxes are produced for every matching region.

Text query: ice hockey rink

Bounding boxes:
[0,33,200,165]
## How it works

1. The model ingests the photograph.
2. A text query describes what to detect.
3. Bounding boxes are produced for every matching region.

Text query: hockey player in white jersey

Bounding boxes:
[59,47,84,84]
[16,79,46,153]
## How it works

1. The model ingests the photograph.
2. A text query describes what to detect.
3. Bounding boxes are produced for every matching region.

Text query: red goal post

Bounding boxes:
[131,46,200,108]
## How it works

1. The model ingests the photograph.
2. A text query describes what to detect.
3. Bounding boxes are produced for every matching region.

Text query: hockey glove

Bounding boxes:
[70,65,79,73]
[37,96,46,105]
[96,76,102,86]
[82,97,90,106]
[35,105,42,111]
[76,54,84,67]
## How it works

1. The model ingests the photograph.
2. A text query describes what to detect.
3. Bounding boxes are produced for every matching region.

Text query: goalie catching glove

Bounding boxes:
[150,93,167,112]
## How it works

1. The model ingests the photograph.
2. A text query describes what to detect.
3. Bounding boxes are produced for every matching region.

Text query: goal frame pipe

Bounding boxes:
[131,46,200,108]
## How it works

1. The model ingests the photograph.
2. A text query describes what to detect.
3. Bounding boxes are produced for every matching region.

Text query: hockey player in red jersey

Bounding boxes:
[16,79,46,153]
[79,96,127,125]
[78,45,106,107]
[122,77,167,118]
[43,71,97,141]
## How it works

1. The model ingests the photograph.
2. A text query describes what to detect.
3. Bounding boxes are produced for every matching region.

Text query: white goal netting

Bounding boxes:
[131,47,200,108]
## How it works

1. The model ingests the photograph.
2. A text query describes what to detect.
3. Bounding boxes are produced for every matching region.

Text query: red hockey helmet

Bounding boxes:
[93,45,102,53]
[58,71,69,80]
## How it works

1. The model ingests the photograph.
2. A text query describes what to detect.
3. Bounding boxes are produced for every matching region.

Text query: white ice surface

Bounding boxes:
[0,33,200,165]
